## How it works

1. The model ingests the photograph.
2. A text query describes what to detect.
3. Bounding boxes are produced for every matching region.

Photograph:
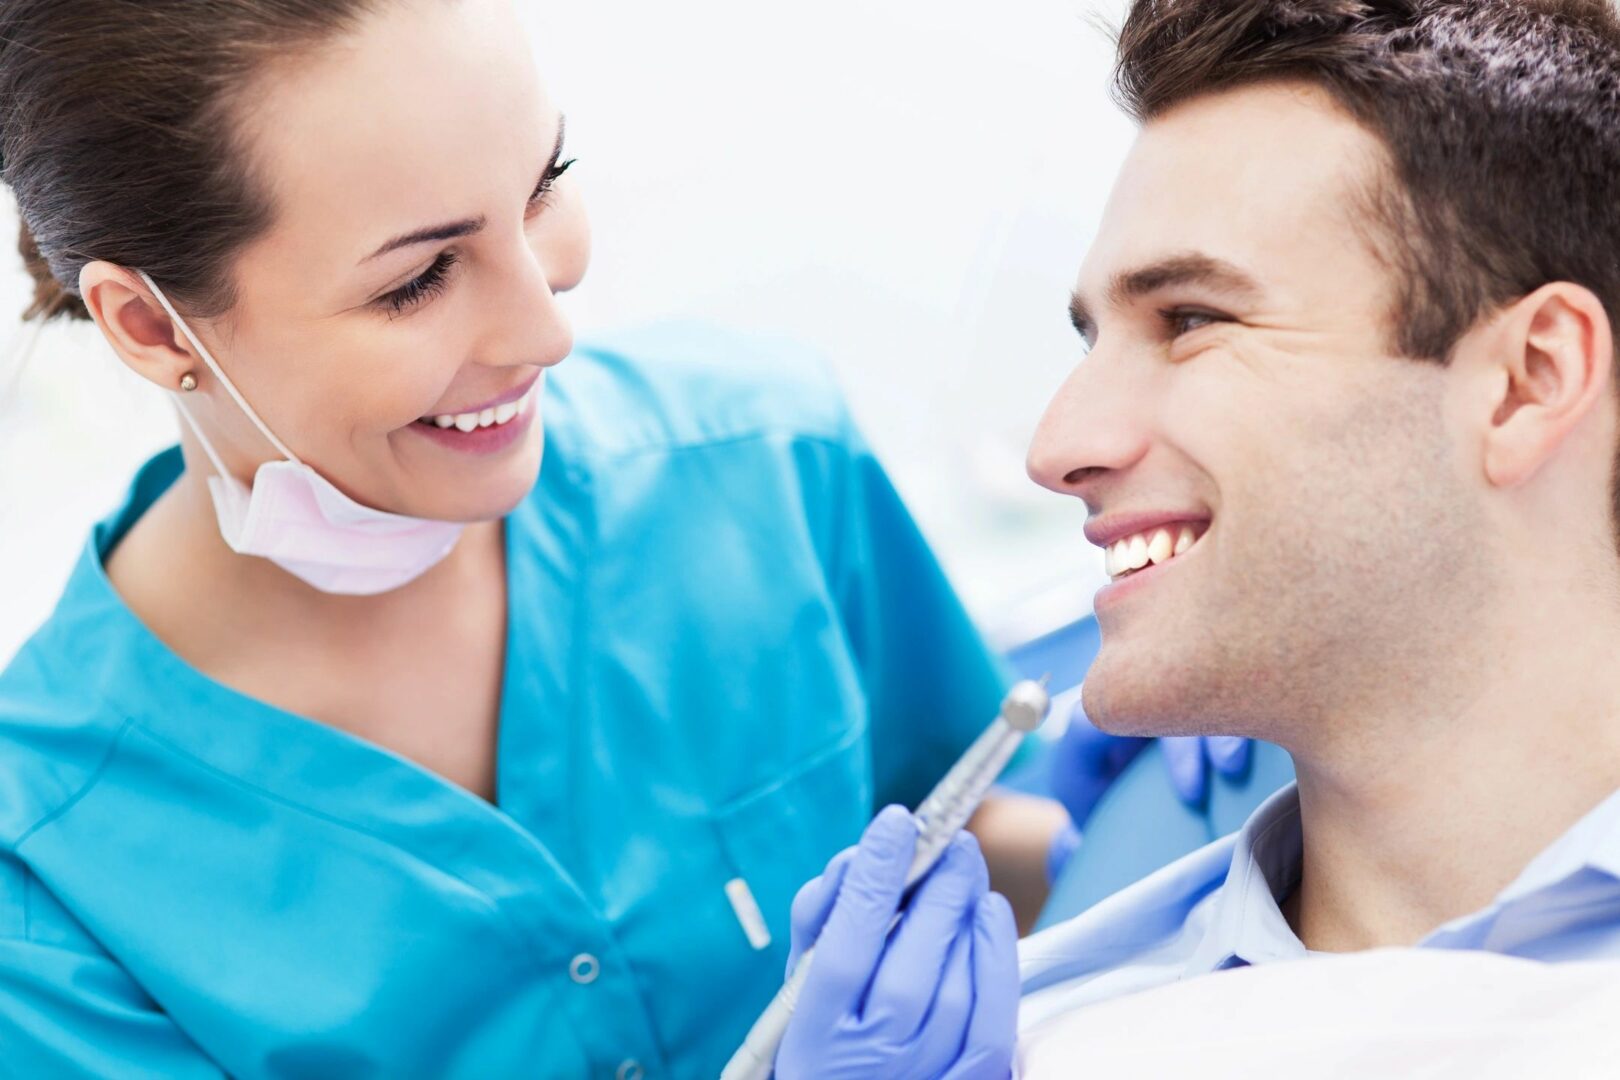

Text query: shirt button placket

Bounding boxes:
[566,946,655,1077]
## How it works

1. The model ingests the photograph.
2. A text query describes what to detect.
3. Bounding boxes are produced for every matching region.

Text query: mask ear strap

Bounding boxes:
[171,393,236,483]
[136,270,302,465]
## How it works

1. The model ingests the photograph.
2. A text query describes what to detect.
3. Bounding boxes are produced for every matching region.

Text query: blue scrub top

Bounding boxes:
[0,324,1012,1079]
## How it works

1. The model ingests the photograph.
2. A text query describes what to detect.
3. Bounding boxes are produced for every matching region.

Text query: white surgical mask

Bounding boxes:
[138,270,464,595]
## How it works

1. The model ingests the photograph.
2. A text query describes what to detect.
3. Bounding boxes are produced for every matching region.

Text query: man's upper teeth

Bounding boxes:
[1105,525,1200,578]
[426,389,529,431]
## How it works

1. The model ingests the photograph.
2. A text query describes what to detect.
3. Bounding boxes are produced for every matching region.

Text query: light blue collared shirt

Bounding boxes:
[1019,782,1620,1028]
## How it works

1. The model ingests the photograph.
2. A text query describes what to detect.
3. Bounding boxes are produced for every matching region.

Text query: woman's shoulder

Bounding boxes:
[546,321,855,459]
[0,560,138,848]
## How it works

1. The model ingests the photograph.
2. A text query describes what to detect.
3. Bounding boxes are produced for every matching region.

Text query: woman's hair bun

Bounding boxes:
[18,218,90,322]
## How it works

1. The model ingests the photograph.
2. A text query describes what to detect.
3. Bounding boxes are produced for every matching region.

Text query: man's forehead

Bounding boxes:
[1077,81,1388,302]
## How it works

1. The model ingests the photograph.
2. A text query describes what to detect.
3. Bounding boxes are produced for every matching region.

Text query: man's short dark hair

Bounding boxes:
[1115,0,1620,547]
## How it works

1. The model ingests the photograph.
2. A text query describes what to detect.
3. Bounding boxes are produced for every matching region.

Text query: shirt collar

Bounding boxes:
[1422,783,1620,950]
[1182,779,1620,971]
[1496,785,1620,900]
[1184,783,1308,974]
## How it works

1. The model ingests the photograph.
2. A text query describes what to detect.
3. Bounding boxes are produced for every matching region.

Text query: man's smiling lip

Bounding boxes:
[1084,509,1213,549]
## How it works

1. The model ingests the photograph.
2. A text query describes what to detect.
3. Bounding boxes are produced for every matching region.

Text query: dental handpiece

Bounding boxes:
[720,679,1052,1080]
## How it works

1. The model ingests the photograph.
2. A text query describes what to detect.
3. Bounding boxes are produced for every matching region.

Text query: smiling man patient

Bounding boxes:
[775,1,1620,1074]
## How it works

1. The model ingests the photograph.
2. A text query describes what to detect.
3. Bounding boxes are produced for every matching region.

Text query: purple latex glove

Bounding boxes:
[778,806,1018,1080]
[1159,733,1251,806]
[1051,698,1253,827]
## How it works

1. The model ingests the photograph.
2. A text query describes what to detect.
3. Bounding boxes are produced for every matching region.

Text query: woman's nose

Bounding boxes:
[481,245,577,370]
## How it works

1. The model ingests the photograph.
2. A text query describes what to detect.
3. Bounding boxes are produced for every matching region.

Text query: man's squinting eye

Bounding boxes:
[373,146,577,317]
[1161,307,1228,337]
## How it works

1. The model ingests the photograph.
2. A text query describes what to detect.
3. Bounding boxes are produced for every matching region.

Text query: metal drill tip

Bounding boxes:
[1001,679,1052,733]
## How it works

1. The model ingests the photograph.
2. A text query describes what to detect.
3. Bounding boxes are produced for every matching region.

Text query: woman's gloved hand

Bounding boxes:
[1160,733,1251,807]
[777,806,1018,1080]
[1051,698,1252,827]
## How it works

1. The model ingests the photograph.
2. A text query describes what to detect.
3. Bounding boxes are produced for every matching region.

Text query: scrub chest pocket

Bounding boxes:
[710,722,872,966]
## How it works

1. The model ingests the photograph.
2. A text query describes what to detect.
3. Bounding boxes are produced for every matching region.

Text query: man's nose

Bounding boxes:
[1026,351,1152,500]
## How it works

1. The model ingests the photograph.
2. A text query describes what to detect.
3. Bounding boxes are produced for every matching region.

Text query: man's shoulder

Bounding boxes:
[547,321,852,460]
[1017,832,1240,1023]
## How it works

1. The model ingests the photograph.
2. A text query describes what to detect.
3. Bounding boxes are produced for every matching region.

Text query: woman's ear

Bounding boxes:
[78,261,200,393]
[1476,282,1614,491]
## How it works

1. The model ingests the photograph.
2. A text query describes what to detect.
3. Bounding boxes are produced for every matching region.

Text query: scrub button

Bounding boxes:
[569,953,600,985]
[616,1061,645,1080]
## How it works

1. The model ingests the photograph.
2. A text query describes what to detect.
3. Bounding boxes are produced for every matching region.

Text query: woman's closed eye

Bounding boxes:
[525,154,575,216]
[376,250,459,317]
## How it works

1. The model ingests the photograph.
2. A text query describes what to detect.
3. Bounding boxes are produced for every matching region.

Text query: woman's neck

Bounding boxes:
[105,455,503,664]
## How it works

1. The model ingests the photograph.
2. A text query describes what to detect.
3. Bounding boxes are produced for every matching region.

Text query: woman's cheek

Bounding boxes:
[336,345,454,435]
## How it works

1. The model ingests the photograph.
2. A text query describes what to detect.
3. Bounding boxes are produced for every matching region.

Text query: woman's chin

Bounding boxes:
[396,426,547,523]
[395,437,547,524]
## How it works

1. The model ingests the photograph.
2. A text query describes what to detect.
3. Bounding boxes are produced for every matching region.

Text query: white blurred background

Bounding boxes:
[0,0,1134,666]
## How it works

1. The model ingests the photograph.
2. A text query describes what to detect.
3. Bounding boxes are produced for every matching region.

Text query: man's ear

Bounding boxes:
[1475,282,1614,491]
[78,261,200,393]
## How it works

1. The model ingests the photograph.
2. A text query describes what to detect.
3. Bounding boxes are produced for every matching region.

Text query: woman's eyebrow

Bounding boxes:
[360,116,567,264]
[529,116,567,198]
[363,216,488,263]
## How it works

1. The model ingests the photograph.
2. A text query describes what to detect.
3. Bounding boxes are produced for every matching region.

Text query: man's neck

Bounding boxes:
[1285,609,1620,953]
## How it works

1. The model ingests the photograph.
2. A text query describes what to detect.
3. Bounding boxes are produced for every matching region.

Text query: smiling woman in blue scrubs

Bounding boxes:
[0,1,1069,1076]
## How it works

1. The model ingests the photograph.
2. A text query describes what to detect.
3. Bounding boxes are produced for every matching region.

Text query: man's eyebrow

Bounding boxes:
[1068,252,1261,341]
[361,116,567,264]
[1106,253,1261,309]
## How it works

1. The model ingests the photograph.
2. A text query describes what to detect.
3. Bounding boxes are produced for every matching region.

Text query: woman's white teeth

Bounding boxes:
[1105,525,1204,579]
[426,388,532,433]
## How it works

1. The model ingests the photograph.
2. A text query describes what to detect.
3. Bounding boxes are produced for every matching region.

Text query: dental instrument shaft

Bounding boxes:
[720,679,1051,1080]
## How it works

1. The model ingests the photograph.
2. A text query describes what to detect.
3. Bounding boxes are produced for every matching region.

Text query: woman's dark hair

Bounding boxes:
[0,1,384,323]
[1114,0,1620,549]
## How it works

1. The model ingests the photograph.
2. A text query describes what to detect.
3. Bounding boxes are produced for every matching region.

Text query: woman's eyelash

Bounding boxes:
[528,157,576,207]
[377,250,459,315]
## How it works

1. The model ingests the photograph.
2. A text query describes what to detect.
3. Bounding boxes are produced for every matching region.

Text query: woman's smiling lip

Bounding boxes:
[421,371,542,420]
[408,389,539,456]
